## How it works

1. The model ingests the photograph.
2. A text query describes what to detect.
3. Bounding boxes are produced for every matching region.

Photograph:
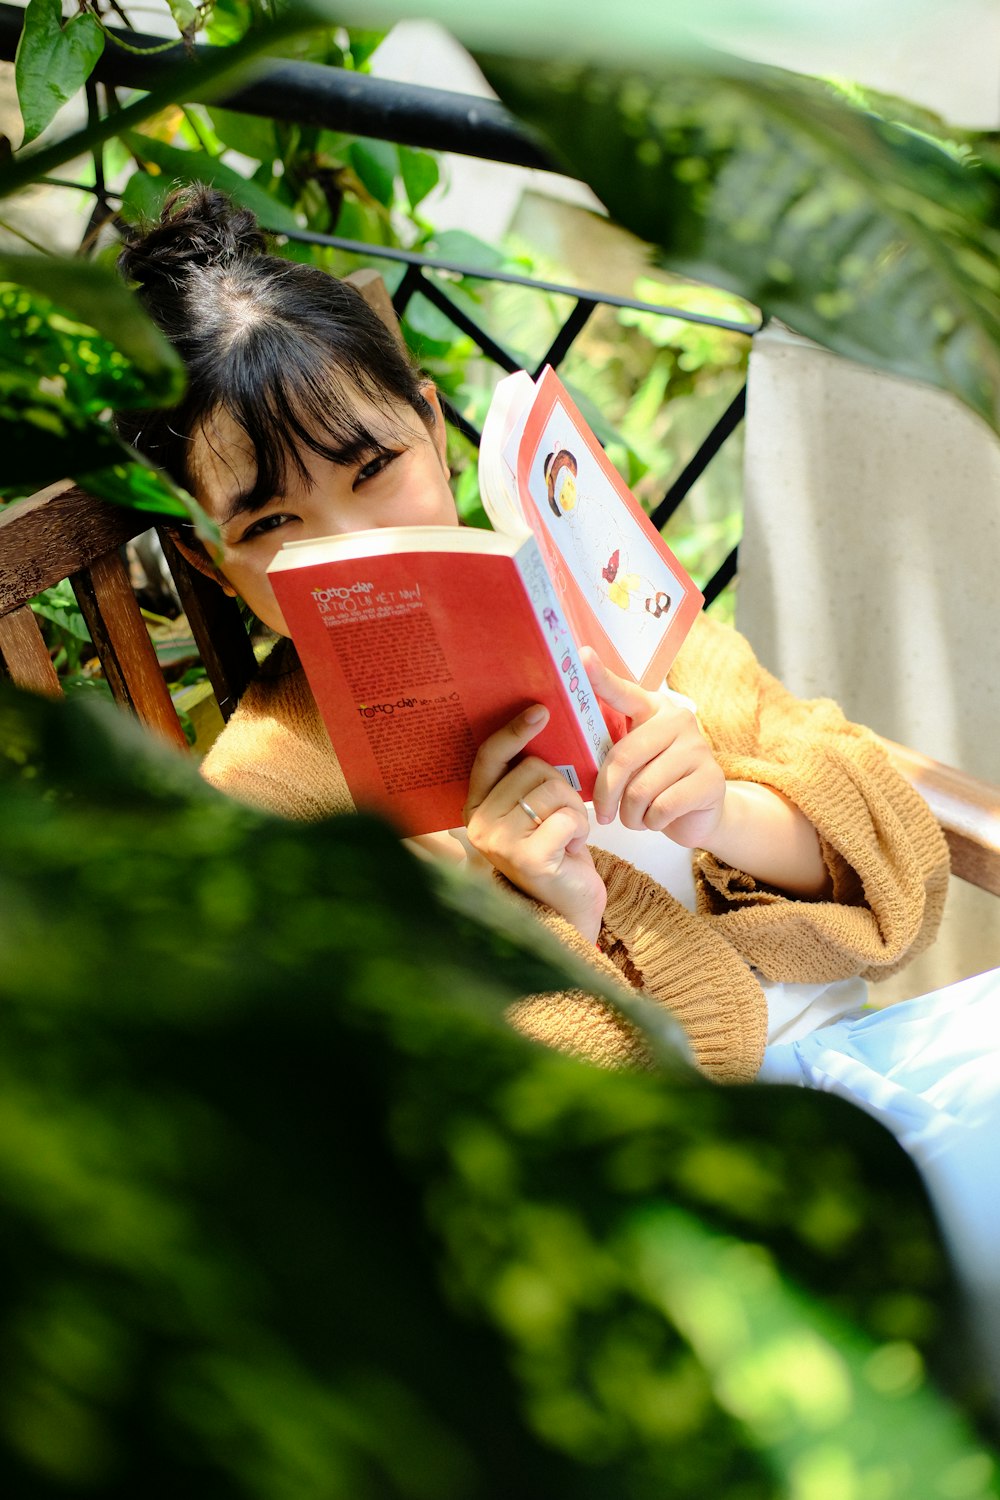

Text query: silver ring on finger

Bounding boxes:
[517,796,544,827]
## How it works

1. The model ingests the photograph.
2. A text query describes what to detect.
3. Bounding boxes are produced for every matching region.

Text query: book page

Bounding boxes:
[478,370,535,536]
[504,368,704,690]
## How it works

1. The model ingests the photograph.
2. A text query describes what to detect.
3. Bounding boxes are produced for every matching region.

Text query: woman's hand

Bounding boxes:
[463,704,607,942]
[585,648,727,847]
[585,648,829,897]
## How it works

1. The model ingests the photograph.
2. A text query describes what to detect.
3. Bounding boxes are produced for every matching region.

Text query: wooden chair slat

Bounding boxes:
[344,267,408,350]
[0,604,63,697]
[0,483,153,614]
[158,528,257,722]
[71,551,189,752]
[881,737,1000,897]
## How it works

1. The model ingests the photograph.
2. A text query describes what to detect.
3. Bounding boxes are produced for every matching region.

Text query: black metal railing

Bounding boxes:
[0,3,760,605]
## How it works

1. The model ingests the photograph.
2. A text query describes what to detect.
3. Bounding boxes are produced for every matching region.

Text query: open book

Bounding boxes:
[268,367,702,836]
[480,366,703,691]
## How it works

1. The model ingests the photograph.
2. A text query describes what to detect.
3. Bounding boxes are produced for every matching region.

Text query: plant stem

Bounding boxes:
[0,14,314,201]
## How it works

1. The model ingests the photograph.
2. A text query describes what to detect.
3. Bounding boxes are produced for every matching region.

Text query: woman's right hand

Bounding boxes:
[463,705,607,943]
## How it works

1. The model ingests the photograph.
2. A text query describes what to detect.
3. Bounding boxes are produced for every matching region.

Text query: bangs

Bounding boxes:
[207,323,421,509]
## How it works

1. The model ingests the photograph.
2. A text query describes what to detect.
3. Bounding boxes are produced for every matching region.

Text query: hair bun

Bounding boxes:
[117,184,269,294]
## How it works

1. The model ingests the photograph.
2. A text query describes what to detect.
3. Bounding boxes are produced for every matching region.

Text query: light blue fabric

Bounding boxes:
[758,968,1000,1295]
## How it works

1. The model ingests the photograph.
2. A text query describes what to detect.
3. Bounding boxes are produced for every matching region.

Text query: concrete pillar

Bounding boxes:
[737,323,1000,997]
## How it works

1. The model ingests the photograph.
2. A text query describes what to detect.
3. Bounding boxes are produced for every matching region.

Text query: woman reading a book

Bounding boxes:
[115,190,999,1273]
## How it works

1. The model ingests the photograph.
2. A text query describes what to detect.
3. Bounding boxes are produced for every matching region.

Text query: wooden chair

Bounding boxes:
[0,480,257,754]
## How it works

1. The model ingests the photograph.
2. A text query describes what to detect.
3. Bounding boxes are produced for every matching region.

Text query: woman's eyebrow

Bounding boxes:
[219,486,275,527]
[218,435,388,526]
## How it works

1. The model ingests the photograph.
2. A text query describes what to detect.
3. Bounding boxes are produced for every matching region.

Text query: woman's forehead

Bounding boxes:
[188,391,427,517]
[188,409,256,511]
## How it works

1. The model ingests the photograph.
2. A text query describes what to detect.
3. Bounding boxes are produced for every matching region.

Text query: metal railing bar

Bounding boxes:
[390,262,424,320]
[410,275,522,373]
[21,163,758,338]
[703,546,739,607]
[0,4,557,174]
[532,299,593,380]
[284,226,761,335]
[649,385,748,530]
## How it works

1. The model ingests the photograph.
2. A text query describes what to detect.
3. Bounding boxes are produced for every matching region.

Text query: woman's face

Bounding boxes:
[188,383,458,635]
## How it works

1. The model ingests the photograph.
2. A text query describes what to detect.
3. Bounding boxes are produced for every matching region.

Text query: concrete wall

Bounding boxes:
[737,326,1000,999]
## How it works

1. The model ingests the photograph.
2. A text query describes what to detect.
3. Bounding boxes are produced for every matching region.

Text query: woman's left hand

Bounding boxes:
[583,647,727,848]
[463,704,608,942]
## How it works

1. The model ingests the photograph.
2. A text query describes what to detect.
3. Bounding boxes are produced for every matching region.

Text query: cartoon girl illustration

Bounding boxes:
[543,448,578,517]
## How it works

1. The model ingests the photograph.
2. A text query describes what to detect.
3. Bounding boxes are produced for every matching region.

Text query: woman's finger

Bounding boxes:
[595,713,687,814]
[580,646,658,724]
[470,760,587,844]
[464,704,549,819]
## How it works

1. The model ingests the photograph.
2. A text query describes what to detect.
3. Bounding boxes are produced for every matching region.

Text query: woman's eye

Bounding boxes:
[240,512,294,543]
[354,449,400,488]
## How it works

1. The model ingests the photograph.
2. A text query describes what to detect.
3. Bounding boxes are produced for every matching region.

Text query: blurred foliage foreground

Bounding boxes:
[1,681,998,1500]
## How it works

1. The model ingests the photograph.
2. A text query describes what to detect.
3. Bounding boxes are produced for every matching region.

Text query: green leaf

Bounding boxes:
[204,105,279,163]
[309,0,943,71]
[0,4,333,202]
[402,292,467,352]
[481,53,1000,435]
[399,146,440,211]
[118,167,174,228]
[0,681,995,1495]
[0,254,185,400]
[427,227,506,271]
[122,132,302,233]
[31,585,91,644]
[0,394,196,523]
[166,0,200,33]
[14,0,105,146]
[76,458,205,525]
[347,137,399,208]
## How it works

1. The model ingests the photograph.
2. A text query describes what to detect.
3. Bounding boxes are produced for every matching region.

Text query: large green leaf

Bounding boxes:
[13,0,104,147]
[307,0,941,70]
[122,131,303,234]
[0,384,202,523]
[0,254,185,399]
[480,53,1000,434]
[0,683,996,1495]
[205,105,280,164]
[0,271,205,527]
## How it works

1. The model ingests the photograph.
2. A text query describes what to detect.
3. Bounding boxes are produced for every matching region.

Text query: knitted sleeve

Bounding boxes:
[500,846,768,1083]
[200,663,355,822]
[669,615,950,984]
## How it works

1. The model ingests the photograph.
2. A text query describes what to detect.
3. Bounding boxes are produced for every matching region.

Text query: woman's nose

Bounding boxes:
[304,494,357,538]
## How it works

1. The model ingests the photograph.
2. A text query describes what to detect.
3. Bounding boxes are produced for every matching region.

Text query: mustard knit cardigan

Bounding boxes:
[200,614,949,1082]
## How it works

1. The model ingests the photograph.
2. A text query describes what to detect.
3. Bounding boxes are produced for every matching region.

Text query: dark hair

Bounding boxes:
[115,185,434,508]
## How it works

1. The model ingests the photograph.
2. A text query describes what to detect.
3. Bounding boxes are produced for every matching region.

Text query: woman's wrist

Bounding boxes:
[565,889,607,946]
[700,781,830,898]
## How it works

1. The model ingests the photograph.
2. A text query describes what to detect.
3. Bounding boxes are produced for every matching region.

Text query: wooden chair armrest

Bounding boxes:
[879,736,1000,897]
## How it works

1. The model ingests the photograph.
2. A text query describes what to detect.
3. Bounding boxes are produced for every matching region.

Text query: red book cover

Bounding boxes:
[500,367,704,690]
[269,528,612,836]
